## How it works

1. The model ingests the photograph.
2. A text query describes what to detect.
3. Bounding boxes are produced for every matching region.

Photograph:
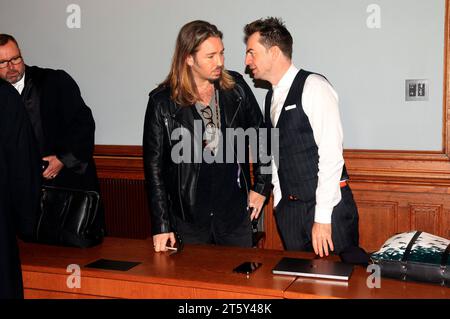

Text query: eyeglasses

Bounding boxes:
[0,56,23,69]
[199,105,217,134]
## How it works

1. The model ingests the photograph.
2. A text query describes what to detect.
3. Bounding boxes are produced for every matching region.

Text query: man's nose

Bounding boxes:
[245,55,252,66]
[7,62,16,70]
[216,56,223,67]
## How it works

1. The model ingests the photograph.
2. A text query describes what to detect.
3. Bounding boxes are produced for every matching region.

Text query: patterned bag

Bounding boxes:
[371,231,450,287]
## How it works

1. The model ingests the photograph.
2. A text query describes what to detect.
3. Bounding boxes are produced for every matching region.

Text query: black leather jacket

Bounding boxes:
[143,71,272,235]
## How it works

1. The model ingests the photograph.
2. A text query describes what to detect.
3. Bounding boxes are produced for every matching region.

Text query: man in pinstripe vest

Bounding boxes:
[244,17,359,257]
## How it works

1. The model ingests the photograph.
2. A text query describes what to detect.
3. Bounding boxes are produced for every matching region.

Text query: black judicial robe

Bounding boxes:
[0,79,40,298]
[21,65,100,192]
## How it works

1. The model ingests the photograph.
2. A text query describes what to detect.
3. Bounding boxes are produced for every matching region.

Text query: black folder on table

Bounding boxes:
[272,257,353,281]
[85,259,141,271]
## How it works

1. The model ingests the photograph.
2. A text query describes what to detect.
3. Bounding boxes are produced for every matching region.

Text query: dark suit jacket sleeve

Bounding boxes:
[54,70,95,171]
[234,73,272,198]
[3,83,41,240]
[142,93,171,235]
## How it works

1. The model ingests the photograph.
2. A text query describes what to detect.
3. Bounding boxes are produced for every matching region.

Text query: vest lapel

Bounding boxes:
[275,70,303,128]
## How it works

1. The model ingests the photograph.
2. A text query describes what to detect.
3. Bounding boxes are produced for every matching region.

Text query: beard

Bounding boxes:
[5,69,24,84]
[208,67,223,82]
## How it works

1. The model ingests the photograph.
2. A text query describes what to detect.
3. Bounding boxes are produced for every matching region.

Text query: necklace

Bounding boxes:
[213,89,220,131]
[209,90,220,155]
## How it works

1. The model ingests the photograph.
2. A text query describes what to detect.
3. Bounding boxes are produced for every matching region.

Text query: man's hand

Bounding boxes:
[153,232,176,252]
[42,155,64,179]
[248,190,266,220]
[312,222,334,257]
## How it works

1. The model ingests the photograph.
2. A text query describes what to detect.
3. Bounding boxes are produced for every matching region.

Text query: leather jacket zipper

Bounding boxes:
[164,115,185,220]
[228,95,242,128]
[164,117,172,147]
[177,147,185,220]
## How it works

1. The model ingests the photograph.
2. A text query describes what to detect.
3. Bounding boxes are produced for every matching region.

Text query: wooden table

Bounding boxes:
[20,237,301,299]
[19,237,450,299]
[285,266,450,299]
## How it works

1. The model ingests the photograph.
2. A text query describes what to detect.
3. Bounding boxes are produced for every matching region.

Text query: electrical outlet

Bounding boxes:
[406,79,428,101]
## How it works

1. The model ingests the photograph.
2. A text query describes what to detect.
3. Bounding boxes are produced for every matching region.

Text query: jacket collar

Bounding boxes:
[219,86,241,128]
[172,102,199,132]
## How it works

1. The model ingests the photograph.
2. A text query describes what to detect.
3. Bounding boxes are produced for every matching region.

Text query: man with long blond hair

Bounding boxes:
[143,20,271,251]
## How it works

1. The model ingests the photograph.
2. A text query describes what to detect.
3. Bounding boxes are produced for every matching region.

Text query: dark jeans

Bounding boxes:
[181,145,251,247]
[274,185,359,254]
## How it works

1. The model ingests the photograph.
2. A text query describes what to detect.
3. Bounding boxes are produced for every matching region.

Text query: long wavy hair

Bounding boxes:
[160,20,235,106]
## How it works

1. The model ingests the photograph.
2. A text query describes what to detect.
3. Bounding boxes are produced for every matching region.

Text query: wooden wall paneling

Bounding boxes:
[352,200,398,252]
[409,203,443,236]
[445,209,450,238]
[94,145,144,180]
[95,146,150,239]
[351,181,450,248]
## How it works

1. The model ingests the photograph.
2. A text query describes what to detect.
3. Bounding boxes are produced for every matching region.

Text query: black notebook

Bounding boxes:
[272,257,353,281]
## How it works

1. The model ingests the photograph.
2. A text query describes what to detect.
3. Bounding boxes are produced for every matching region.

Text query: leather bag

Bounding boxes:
[33,186,104,248]
[371,231,450,287]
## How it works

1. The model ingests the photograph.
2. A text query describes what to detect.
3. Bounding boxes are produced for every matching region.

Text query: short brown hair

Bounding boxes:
[0,34,19,47]
[161,20,235,106]
[244,17,293,59]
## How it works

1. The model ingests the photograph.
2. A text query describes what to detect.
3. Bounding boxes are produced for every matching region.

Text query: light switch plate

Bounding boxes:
[406,79,429,101]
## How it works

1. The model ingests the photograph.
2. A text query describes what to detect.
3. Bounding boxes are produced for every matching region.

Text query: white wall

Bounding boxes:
[0,0,445,150]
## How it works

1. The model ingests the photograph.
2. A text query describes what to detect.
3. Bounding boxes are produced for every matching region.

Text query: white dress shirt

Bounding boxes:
[12,73,25,95]
[271,64,345,224]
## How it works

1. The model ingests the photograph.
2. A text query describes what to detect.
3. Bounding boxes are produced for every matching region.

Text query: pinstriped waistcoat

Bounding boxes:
[264,69,349,203]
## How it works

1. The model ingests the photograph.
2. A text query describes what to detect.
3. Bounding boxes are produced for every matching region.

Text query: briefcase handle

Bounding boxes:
[441,243,450,286]
[400,231,422,280]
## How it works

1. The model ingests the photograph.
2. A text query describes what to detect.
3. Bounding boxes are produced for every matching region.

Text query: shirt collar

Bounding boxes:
[272,64,299,90]
[12,72,26,94]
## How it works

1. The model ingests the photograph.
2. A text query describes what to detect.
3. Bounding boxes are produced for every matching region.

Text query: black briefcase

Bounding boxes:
[34,186,104,248]
[371,231,450,287]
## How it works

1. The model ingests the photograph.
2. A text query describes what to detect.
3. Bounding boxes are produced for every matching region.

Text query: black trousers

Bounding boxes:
[174,214,253,248]
[274,185,359,254]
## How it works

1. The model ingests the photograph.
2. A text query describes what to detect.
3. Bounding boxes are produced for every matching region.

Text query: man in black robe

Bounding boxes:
[0,79,40,299]
[0,33,100,192]
[0,34,105,238]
